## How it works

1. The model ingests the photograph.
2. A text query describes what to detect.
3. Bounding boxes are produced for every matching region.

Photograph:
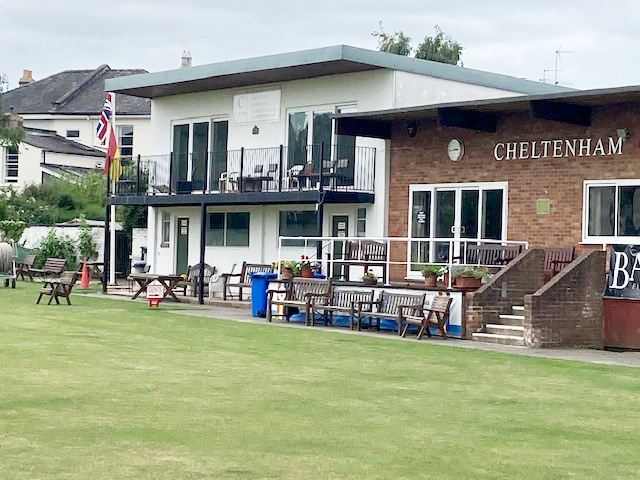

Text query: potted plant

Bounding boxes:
[299,255,313,278]
[361,269,378,286]
[279,260,298,280]
[420,264,442,287]
[451,265,490,288]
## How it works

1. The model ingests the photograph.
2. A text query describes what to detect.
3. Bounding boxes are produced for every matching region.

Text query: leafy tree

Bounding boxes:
[372,23,463,65]
[32,228,77,269]
[415,25,463,65]
[77,215,97,261]
[0,87,23,149]
[372,22,412,56]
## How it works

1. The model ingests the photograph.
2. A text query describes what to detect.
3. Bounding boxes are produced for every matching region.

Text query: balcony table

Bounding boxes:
[128,273,184,302]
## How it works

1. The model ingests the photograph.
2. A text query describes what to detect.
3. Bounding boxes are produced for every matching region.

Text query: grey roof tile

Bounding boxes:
[24,128,104,156]
[4,65,150,115]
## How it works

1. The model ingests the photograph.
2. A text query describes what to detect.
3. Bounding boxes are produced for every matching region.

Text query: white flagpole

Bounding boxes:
[109,93,117,285]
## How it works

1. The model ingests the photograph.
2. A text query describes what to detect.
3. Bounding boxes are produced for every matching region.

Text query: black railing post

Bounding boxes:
[203,151,209,193]
[278,145,283,192]
[318,141,324,192]
[239,147,244,193]
[136,154,141,195]
[169,153,174,195]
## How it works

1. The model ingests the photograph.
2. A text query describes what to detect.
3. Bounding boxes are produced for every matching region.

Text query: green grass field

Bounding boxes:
[1,283,639,479]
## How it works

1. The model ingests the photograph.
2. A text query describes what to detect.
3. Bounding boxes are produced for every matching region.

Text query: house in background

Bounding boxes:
[1,66,151,188]
[104,44,569,283]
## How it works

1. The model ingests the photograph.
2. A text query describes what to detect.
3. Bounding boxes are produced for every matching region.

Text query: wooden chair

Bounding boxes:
[356,291,426,334]
[544,247,575,282]
[176,263,216,297]
[222,261,274,300]
[16,254,36,281]
[401,296,452,339]
[344,240,388,283]
[311,289,375,328]
[36,271,77,305]
[30,257,66,282]
[267,277,333,325]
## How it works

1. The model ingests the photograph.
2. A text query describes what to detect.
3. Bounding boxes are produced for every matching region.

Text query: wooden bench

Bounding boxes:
[401,295,452,339]
[344,240,388,282]
[30,257,66,282]
[176,263,216,297]
[36,271,77,305]
[16,254,36,281]
[310,288,375,329]
[222,262,274,300]
[463,244,523,266]
[544,247,575,282]
[356,290,426,335]
[267,277,332,325]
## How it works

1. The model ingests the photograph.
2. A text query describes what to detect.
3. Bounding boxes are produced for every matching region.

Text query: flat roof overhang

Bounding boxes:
[107,190,374,207]
[335,85,640,138]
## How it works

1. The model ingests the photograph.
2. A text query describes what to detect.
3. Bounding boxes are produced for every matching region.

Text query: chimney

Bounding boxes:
[181,51,192,68]
[19,69,34,86]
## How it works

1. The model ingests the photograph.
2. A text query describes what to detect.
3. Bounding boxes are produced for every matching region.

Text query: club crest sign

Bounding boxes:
[605,245,640,298]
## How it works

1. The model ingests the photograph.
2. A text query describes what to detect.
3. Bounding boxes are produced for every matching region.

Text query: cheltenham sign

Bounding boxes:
[605,245,640,298]
[494,136,624,161]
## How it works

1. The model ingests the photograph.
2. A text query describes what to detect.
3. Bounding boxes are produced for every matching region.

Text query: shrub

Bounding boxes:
[33,228,77,269]
[77,216,97,261]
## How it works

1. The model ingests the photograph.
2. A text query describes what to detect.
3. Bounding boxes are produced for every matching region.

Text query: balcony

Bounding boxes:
[112,144,376,199]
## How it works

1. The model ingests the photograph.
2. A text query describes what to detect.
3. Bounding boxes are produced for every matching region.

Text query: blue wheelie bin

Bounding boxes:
[251,272,278,317]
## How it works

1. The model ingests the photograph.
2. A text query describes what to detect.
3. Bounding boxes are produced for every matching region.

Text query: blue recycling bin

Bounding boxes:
[251,272,278,317]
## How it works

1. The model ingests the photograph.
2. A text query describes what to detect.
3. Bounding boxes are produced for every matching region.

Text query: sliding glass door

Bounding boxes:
[409,183,507,274]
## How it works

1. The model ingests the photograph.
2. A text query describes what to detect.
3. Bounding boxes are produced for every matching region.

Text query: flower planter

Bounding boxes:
[362,278,378,286]
[300,267,313,278]
[281,267,294,280]
[423,276,437,287]
[454,275,482,289]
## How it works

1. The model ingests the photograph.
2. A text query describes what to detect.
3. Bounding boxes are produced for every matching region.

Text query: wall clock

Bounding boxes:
[447,138,464,161]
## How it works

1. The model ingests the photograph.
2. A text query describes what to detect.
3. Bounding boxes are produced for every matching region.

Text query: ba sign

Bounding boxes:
[605,245,640,298]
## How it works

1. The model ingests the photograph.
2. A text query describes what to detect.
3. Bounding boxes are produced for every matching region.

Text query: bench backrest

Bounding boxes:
[378,291,426,315]
[544,247,575,270]
[43,258,66,273]
[428,295,452,314]
[22,254,36,267]
[290,277,332,302]
[187,263,216,283]
[331,289,375,308]
[59,271,77,287]
[241,262,274,282]
[465,244,522,266]
[345,240,388,262]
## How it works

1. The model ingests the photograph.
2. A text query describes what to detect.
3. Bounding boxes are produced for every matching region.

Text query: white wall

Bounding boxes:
[19,224,105,261]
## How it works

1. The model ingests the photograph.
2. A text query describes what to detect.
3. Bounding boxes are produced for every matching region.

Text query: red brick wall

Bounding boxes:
[387,103,640,249]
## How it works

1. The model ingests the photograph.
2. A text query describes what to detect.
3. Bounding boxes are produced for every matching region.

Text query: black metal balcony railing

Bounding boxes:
[112,143,376,196]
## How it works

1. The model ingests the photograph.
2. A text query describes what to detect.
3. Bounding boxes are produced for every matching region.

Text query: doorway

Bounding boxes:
[176,217,189,275]
[331,215,349,280]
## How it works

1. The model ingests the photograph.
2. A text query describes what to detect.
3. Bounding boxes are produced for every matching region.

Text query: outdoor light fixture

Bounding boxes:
[407,122,418,138]
[617,128,630,139]
[252,126,260,135]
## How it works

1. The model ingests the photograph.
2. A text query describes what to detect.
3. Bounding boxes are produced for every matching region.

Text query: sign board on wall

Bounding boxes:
[233,90,281,124]
[605,244,640,298]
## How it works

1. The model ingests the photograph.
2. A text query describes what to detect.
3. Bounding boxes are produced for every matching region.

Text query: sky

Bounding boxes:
[1,0,640,92]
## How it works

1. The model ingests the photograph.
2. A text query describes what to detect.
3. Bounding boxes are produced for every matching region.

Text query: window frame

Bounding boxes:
[205,211,250,247]
[582,179,640,244]
[161,211,171,247]
[66,129,80,138]
[4,146,18,183]
[117,124,134,163]
[278,210,318,247]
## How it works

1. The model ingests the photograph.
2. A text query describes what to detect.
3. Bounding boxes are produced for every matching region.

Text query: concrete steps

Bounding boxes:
[472,305,526,346]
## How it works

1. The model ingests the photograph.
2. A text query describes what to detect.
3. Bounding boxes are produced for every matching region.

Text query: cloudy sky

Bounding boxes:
[1,0,639,91]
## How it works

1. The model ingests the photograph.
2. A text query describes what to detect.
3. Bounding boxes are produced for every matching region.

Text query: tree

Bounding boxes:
[414,25,463,65]
[372,24,463,66]
[372,22,412,56]
[0,79,24,149]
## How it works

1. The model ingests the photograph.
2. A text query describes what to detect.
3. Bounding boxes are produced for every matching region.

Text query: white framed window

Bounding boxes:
[407,182,508,276]
[206,212,250,247]
[583,179,640,243]
[356,208,366,237]
[161,211,171,246]
[4,146,18,183]
[117,125,133,163]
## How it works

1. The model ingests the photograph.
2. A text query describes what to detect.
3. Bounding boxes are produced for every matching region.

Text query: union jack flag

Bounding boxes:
[96,92,113,144]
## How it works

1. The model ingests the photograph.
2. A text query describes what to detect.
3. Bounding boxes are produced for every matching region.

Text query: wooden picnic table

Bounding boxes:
[128,273,184,302]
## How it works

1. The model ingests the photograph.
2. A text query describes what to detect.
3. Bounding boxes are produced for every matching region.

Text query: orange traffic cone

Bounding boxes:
[80,262,90,289]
